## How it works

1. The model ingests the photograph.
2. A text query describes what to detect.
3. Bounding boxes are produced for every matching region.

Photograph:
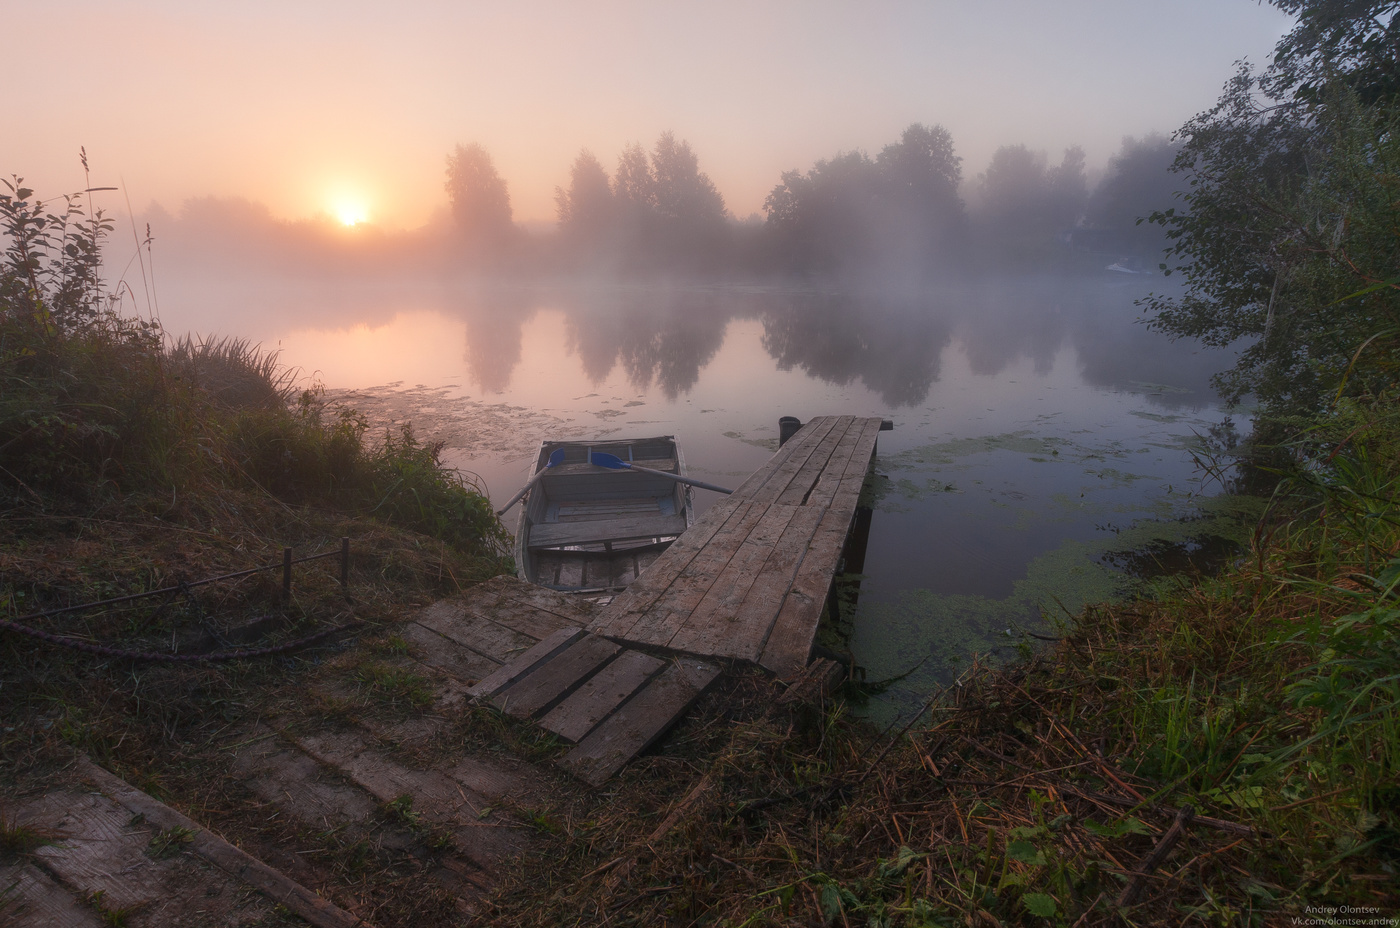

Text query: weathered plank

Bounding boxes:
[486,583,594,635]
[416,600,539,663]
[738,417,845,507]
[562,658,723,786]
[538,649,667,743]
[720,504,828,662]
[727,415,838,500]
[468,626,586,699]
[74,759,371,928]
[620,500,769,649]
[665,503,804,657]
[400,620,502,683]
[527,513,688,549]
[590,498,755,640]
[758,505,858,676]
[786,415,863,508]
[232,727,381,828]
[291,731,527,873]
[0,861,107,927]
[494,634,622,719]
[824,416,883,512]
[773,415,857,507]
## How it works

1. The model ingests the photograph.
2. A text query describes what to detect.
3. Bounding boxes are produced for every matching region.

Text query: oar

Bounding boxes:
[587,451,733,494]
[496,449,566,516]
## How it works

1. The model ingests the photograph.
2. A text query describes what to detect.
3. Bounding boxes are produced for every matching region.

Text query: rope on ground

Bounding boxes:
[0,615,361,662]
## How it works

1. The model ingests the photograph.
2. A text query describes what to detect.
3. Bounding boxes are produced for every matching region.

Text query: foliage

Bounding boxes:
[0,172,510,559]
[1146,1,1400,417]
[445,142,515,256]
[1084,134,1182,258]
[974,144,1088,262]
[763,123,966,278]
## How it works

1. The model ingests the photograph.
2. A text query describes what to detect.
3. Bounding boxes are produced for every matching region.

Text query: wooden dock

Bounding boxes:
[589,415,885,676]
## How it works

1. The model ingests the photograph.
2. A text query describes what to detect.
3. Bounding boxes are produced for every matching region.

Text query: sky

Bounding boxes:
[9,1,1294,230]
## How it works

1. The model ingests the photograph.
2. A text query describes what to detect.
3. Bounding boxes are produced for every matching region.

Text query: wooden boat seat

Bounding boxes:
[527,513,689,549]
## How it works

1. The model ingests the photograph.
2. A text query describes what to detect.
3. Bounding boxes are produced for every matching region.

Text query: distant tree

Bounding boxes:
[764,150,880,273]
[598,134,730,271]
[875,123,962,216]
[555,150,615,262]
[651,132,726,225]
[974,144,1087,261]
[1085,134,1180,257]
[445,143,514,255]
[1045,146,1088,229]
[763,123,965,277]
[612,143,656,210]
[874,123,965,264]
[649,132,728,268]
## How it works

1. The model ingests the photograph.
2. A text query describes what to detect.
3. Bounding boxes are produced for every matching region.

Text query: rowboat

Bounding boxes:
[511,436,698,593]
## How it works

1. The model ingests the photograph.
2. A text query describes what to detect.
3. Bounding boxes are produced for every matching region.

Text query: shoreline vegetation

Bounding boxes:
[5,2,1400,924]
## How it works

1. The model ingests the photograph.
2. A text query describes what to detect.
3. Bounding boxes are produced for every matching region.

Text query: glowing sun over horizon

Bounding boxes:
[335,200,369,226]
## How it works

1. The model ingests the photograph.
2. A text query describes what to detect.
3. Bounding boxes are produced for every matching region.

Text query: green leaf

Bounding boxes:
[1005,839,1046,866]
[819,883,843,923]
[1022,892,1057,917]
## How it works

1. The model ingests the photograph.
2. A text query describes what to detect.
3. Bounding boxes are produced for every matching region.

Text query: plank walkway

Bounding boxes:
[469,630,721,786]
[589,415,885,676]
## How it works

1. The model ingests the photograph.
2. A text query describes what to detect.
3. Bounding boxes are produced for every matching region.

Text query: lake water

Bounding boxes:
[160,273,1241,718]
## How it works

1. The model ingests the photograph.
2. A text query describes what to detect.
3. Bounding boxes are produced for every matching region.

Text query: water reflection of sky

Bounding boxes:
[159,275,1237,717]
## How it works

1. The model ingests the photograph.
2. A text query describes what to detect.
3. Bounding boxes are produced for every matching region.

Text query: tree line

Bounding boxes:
[443,127,1183,278]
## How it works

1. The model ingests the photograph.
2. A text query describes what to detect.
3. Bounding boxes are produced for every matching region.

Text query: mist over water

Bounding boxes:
[150,266,1237,716]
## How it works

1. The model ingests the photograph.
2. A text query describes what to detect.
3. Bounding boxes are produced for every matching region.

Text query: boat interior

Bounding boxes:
[516,436,693,593]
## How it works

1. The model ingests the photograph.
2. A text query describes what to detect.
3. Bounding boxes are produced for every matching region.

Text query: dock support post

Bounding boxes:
[779,416,802,447]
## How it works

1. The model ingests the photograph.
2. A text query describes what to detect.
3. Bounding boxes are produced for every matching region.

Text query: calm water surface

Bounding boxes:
[163,274,1239,717]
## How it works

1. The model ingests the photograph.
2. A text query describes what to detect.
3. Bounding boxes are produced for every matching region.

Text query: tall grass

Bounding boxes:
[0,174,508,558]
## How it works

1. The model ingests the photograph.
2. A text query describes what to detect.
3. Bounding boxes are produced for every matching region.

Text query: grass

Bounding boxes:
[5,176,1399,923]
[476,402,1400,926]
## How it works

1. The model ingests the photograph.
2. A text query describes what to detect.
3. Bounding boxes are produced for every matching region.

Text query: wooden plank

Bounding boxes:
[75,759,374,928]
[617,500,770,650]
[415,600,539,663]
[289,732,526,874]
[554,555,584,589]
[758,506,857,676]
[400,621,502,683]
[787,415,865,508]
[493,634,622,719]
[468,626,586,699]
[822,417,883,512]
[546,457,677,477]
[665,503,804,657]
[727,416,838,500]
[527,513,688,549]
[0,861,107,927]
[538,649,667,743]
[562,658,723,786]
[232,726,381,827]
[589,498,755,640]
[738,416,845,506]
[773,415,857,507]
[720,505,827,662]
[486,580,596,633]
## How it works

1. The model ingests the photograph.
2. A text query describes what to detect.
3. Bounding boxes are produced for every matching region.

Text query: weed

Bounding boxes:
[145,824,195,859]
[0,814,51,859]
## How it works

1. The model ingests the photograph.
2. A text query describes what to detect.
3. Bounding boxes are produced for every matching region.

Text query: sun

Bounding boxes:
[334,200,369,227]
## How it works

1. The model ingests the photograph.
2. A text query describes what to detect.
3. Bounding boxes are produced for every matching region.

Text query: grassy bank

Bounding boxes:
[476,404,1400,927]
